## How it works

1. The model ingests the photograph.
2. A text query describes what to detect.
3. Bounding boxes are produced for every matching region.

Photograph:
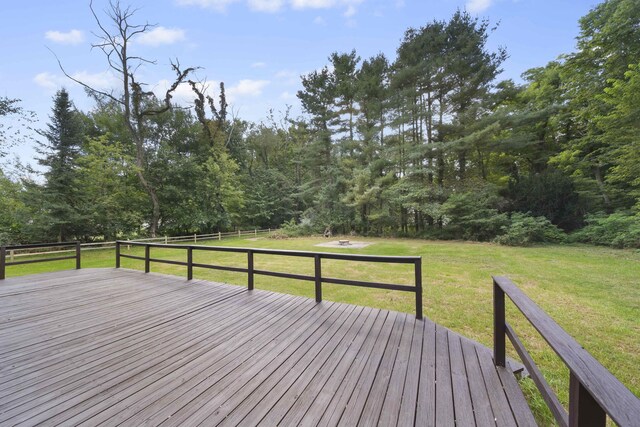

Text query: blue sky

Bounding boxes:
[1,0,598,168]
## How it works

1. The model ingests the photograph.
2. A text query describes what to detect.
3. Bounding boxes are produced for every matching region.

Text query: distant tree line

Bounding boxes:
[1,0,639,247]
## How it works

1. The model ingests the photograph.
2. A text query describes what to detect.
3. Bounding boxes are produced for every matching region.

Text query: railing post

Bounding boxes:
[494,278,506,367]
[255,229,257,237]
[238,229,241,238]
[9,250,14,262]
[314,254,322,302]
[247,250,254,290]
[0,246,6,280]
[218,231,221,241]
[415,259,423,319]
[115,241,121,268]
[75,241,81,270]
[145,245,150,273]
[187,247,193,280]
[194,233,197,243]
[165,236,168,244]
[569,372,606,427]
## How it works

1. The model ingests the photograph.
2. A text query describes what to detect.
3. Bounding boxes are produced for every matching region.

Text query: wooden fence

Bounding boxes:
[1,229,273,261]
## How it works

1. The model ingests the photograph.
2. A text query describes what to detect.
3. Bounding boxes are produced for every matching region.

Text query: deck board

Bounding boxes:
[0,268,535,426]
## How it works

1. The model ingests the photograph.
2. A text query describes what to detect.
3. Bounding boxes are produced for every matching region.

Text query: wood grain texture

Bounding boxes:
[494,275,640,427]
[0,269,536,426]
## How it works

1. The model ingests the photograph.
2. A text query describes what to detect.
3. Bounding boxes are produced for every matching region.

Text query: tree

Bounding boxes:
[330,50,360,154]
[506,170,584,231]
[77,134,146,240]
[387,11,506,232]
[0,97,35,157]
[0,171,26,244]
[36,89,87,242]
[598,62,640,209]
[551,0,640,210]
[59,0,198,236]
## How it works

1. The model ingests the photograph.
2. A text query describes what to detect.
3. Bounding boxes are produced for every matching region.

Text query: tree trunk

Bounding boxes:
[135,169,160,237]
[593,164,611,209]
[458,149,466,182]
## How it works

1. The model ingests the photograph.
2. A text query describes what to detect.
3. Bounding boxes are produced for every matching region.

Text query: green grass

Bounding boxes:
[5,236,639,425]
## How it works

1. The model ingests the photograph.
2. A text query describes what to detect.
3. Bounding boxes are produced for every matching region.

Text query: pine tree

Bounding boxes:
[37,89,86,242]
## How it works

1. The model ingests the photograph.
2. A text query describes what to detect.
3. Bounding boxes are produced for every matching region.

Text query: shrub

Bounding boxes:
[571,213,640,248]
[274,218,316,238]
[495,213,565,246]
[441,190,508,241]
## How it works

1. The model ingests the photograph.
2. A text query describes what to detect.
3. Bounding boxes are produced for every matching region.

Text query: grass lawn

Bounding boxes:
[5,236,639,425]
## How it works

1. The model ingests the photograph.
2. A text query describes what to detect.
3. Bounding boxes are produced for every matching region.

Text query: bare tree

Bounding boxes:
[58,0,197,236]
[187,80,228,148]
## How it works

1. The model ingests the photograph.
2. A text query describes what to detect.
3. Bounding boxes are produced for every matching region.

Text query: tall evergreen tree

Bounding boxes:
[37,89,86,242]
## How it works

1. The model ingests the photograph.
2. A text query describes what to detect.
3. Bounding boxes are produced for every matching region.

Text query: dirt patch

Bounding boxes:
[315,241,372,249]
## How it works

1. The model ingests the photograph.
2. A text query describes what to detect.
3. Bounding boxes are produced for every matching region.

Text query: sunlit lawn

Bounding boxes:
[5,236,639,425]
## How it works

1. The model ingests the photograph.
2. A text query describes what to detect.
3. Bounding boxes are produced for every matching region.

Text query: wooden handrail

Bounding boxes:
[115,241,423,319]
[493,275,640,427]
[0,242,81,280]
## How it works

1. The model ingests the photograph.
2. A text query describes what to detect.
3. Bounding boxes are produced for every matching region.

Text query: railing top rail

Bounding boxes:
[493,275,640,426]
[115,240,421,263]
[2,241,80,250]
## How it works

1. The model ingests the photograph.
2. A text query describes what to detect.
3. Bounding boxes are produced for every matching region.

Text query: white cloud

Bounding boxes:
[251,61,267,68]
[290,0,362,10]
[34,72,59,90]
[154,79,223,107]
[176,0,239,12]
[227,79,269,102]
[155,80,193,105]
[248,0,285,12]
[466,0,492,13]
[275,69,298,84]
[177,0,362,13]
[45,29,84,45]
[344,4,356,17]
[136,27,186,46]
[280,91,295,100]
[291,0,332,8]
[34,70,119,92]
[71,71,120,90]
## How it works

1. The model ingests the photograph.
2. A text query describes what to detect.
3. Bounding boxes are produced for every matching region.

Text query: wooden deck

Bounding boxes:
[0,268,536,426]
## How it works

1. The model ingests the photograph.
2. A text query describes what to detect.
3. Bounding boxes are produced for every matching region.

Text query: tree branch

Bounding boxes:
[47,47,121,106]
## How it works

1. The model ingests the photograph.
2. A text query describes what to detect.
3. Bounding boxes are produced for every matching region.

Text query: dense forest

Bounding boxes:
[1,0,639,247]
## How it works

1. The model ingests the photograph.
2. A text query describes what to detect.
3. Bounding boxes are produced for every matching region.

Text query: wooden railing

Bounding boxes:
[0,242,81,280]
[115,241,424,319]
[493,276,640,427]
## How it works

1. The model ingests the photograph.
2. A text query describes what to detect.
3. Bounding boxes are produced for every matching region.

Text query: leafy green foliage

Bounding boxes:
[278,218,316,237]
[598,62,640,209]
[4,2,640,249]
[76,135,146,240]
[440,188,508,241]
[550,0,640,211]
[0,171,26,244]
[494,213,565,246]
[571,213,640,248]
[506,170,584,231]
